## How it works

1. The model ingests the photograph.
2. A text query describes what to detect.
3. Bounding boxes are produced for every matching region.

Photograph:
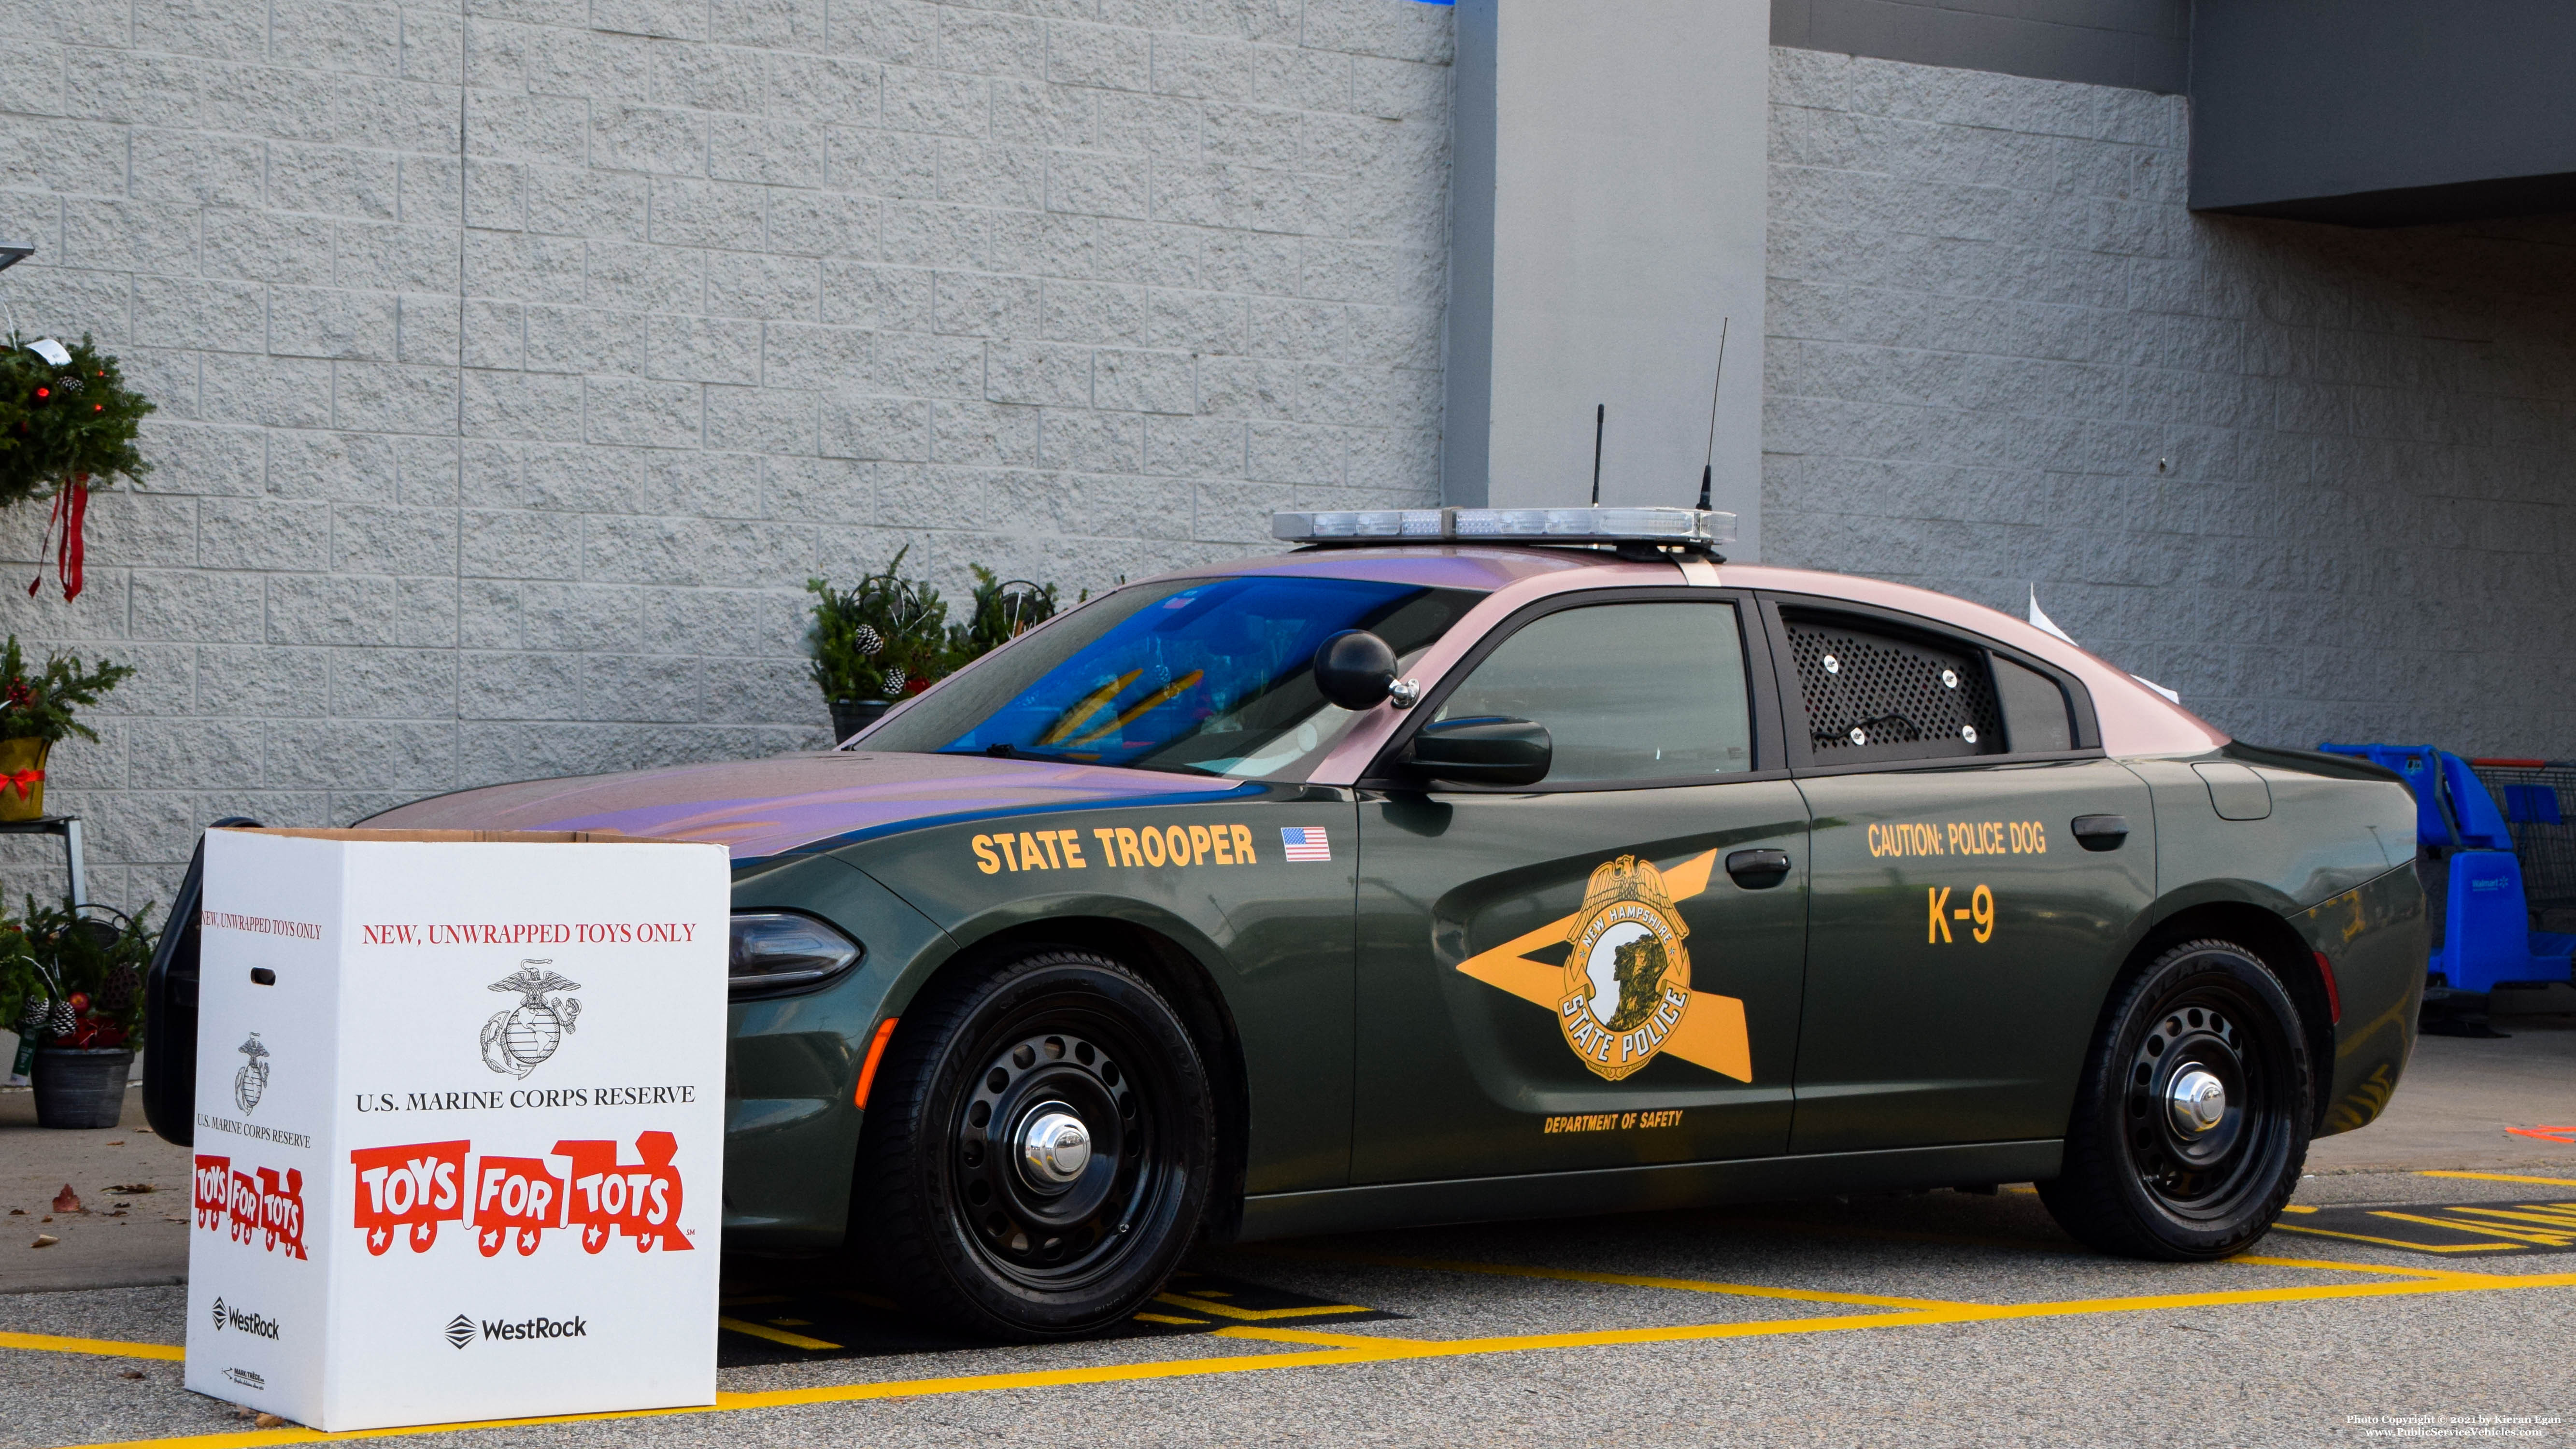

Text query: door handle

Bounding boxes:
[1724,848,1793,888]
[2070,814,2130,852]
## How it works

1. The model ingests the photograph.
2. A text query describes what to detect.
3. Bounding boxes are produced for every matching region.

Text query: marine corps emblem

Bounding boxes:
[232,1032,270,1115]
[1557,855,1693,1081]
[480,962,583,1079]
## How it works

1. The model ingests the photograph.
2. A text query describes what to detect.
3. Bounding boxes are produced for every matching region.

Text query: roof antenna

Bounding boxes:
[1696,317,1729,511]
[1590,403,1605,505]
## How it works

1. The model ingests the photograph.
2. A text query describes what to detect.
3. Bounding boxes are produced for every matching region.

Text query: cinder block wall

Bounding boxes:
[1763,49,2576,757]
[0,0,1454,913]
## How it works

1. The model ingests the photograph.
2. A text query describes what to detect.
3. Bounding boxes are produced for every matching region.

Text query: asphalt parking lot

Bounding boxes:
[7,1022,2574,1449]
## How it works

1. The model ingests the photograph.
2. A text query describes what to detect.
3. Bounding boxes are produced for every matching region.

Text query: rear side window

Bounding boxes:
[1783,611,2002,766]
[1432,600,1754,783]
[1993,656,2073,753]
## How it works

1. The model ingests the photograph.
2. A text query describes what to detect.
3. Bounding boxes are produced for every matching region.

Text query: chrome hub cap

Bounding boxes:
[1019,1108,1092,1187]
[2166,1068,2227,1135]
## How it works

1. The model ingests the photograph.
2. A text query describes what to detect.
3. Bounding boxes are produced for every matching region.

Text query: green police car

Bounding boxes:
[202,508,2432,1339]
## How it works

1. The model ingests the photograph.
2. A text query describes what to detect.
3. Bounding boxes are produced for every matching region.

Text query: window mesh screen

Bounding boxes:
[1784,613,2003,762]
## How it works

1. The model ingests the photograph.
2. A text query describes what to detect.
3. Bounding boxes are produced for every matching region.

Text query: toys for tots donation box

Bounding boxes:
[185,828,729,1432]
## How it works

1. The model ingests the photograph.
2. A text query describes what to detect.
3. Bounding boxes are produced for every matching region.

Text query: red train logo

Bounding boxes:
[555,1133,690,1253]
[192,1155,308,1260]
[347,1134,689,1257]
[350,1140,470,1255]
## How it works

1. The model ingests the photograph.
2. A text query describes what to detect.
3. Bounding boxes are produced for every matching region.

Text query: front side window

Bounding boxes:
[1430,600,1754,784]
[868,575,1480,778]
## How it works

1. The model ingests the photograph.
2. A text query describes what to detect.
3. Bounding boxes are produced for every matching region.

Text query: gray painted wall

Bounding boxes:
[2,0,2575,936]
[0,0,1454,915]
[1443,0,1767,540]
[1765,48,2576,755]
[1772,0,2187,95]
[2190,0,2576,225]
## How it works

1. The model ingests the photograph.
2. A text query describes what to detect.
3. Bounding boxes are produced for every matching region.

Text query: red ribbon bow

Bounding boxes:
[4,767,43,799]
[27,477,88,603]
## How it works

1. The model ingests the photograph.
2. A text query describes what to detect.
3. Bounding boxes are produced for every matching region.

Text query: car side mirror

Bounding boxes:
[1313,629,1397,710]
[1406,716,1551,788]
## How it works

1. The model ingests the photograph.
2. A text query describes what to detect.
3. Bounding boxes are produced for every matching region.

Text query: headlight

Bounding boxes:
[729,911,863,996]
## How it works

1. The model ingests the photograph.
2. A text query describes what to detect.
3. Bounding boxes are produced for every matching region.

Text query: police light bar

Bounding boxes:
[1272,506,1736,550]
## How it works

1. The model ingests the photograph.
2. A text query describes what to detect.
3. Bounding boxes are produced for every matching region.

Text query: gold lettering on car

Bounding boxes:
[1541,1108,1684,1135]
[1928,883,1997,944]
[1868,821,2047,857]
[972,823,1261,875]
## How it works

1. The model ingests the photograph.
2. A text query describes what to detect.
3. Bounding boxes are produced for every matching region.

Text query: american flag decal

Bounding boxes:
[1279,826,1332,862]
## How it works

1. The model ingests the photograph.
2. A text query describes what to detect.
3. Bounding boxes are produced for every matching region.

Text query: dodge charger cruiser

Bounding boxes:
[145,507,2427,1341]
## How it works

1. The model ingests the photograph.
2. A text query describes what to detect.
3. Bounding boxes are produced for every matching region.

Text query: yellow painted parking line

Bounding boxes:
[1247,1245,1980,1310]
[2269,1222,2523,1254]
[48,1267,2576,1449]
[1130,1312,1207,1326]
[0,1330,185,1362]
[715,1317,841,1351]
[1211,1326,1431,1349]
[2231,1254,2497,1281]
[1151,1292,1373,1321]
[2365,1210,2576,1248]
[2419,1170,2576,1188]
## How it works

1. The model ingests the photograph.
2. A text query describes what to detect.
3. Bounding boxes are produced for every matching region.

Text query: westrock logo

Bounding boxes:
[233,1033,271,1115]
[480,1314,589,1342]
[443,1314,475,1350]
[481,962,583,1079]
[193,1155,308,1259]
[209,1297,281,1340]
[352,1131,690,1257]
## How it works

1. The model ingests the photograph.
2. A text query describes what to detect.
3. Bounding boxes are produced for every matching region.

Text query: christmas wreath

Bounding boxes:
[0,333,155,600]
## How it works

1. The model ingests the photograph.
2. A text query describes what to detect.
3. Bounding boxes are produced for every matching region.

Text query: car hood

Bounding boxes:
[362,753,1254,860]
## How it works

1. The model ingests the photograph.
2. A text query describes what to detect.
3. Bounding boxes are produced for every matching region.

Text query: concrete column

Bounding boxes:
[1444,0,1770,556]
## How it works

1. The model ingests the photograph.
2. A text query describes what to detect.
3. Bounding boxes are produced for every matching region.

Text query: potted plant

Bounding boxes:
[805,547,951,740]
[0,333,155,601]
[0,636,134,821]
[943,565,1062,673]
[5,898,156,1129]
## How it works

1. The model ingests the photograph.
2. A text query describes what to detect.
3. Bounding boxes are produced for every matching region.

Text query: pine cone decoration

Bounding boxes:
[17,994,43,1034]
[98,964,139,1016]
[881,665,906,694]
[45,999,75,1040]
[852,624,882,656]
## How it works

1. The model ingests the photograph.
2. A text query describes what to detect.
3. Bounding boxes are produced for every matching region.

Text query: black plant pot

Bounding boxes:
[830,698,891,742]
[33,1047,133,1130]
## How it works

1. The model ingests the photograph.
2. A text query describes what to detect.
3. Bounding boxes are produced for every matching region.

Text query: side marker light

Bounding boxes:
[2313,951,2342,1024]
[854,1017,900,1108]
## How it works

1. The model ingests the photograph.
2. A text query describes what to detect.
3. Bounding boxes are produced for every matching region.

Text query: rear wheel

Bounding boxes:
[2039,938,2311,1260]
[856,950,1214,1339]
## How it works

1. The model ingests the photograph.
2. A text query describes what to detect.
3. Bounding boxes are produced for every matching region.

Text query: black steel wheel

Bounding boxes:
[856,950,1214,1339]
[2040,938,2312,1260]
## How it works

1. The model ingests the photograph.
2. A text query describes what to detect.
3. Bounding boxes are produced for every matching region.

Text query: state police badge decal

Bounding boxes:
[1557,855,1693,1081]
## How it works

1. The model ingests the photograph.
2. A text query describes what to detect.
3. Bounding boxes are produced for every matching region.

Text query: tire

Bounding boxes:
[855,949,1216,1340]
[2039,938,2313,1260]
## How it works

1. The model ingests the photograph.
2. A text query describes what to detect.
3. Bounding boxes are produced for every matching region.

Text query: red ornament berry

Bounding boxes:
[33,387,47,399]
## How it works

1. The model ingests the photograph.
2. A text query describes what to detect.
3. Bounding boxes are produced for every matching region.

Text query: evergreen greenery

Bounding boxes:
[0,636,133,744]
[0,334,154,509]
[805,547,951,704]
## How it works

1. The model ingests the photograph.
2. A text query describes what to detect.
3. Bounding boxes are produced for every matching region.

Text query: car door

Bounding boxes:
[1766,596,2156,1155]
[1350,589,1811,1184]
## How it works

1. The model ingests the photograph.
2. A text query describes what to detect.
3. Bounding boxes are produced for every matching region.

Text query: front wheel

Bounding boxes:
[856,950,1215,1339]
[2039,938,2312,1260]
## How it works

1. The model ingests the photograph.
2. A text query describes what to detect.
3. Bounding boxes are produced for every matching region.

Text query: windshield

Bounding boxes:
[864,575,1482,777]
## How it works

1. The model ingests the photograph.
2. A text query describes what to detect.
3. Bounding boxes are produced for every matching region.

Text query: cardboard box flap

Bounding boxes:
[215,827,702,845]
